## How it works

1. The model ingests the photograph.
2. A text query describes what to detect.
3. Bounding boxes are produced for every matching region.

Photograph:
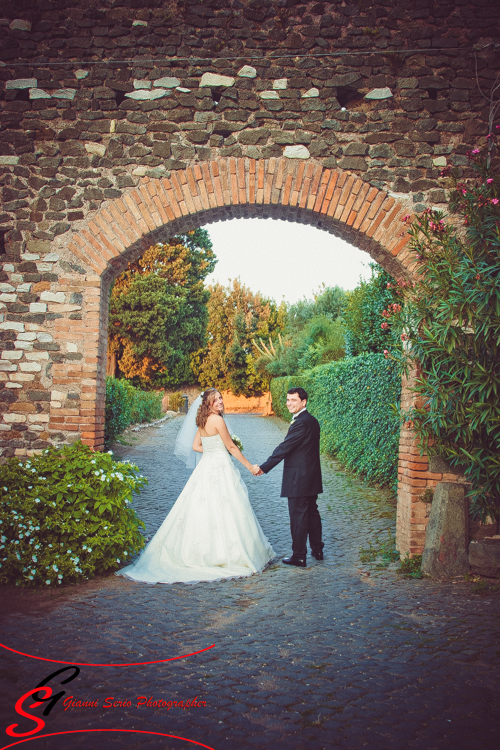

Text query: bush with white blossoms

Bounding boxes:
[0,442,147,587]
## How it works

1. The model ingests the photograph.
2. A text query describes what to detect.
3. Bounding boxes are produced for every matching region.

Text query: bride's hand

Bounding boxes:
[251,464,262,476]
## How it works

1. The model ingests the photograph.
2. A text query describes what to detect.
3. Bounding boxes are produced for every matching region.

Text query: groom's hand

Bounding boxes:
[254,466,264,476]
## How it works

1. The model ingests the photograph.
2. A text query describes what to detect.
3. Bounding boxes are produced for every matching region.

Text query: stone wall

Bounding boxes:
[1,0,499,555]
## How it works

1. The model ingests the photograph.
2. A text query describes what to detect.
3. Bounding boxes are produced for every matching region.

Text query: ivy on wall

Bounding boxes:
[270,353,401,488]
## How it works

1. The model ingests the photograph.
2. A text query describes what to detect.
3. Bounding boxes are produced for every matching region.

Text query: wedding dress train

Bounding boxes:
[117,434,275,584]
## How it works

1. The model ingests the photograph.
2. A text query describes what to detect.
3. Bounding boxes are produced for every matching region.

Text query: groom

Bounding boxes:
[256,387,324,568]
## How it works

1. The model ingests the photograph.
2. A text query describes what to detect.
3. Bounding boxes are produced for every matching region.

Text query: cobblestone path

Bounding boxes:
[1,416,499,750]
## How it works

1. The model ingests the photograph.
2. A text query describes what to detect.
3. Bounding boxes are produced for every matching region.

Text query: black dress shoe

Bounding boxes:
[311,550,324,561]
[282,556,306,568]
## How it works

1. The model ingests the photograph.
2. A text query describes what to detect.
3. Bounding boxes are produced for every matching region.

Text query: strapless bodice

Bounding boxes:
[200,433,227,453]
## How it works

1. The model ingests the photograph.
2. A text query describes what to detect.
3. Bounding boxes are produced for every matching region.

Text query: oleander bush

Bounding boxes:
[105,377,163,444]
[384,138,500,522]
[0,442,147,587]
[270,353,401,487]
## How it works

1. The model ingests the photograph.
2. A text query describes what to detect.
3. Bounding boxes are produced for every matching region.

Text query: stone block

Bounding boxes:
[260,91,280,100]
[199,73,234,88]
[421,482,469,578]
[365,88,393,100]
[6,79,37,90]
[237,66,256,79]
[338,156,367,171]
[469,538,500,578]
[283,145,310,159]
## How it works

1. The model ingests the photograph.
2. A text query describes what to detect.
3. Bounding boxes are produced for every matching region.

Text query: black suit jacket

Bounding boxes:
[259,410,323,498]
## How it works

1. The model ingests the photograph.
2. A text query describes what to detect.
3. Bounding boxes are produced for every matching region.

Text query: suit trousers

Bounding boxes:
[287,495,323,558]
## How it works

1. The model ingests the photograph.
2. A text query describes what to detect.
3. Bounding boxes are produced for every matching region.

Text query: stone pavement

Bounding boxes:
[1,415,499,750]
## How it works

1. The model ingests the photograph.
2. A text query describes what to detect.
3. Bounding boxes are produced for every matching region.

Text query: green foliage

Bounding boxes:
[270,352,401,487]
[105,377,163,444]
[397,554,423,579]
[263,315,346,377]
[0,443,146,587]
[168,392,183,411]
[386,143,500,522]
[256,286,347,379]
[109,229,216,388]
[359,529,400,568]
[193,278,286,397]
[342,264,401,356]
[287,284,346,333]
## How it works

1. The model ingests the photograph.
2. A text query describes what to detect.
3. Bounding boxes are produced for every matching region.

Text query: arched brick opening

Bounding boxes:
[46,155,441,556]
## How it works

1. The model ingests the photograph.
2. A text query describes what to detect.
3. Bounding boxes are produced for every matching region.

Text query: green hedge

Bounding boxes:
[0,442,146,587]
[270,353,401,487]
[105,377,163,444]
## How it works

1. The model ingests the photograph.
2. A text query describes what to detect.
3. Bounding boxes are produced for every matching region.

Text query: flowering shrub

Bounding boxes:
[271,353,401,488]
[0,442,147,587]
[105,377,163,444]
[382,136,500,522]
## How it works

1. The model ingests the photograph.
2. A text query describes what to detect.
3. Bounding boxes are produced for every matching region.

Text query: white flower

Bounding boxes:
[116,559,120,563]
[124,551,127,556]
[94,471,100,476]
[52,565,58,572]
[29,575,34,580]
[91,460,96,464]
[108,450,113,455]
[31,469,36,473]
[32,555,37,562]
[34,545,40,550]
[45,580,51,585]
[35,498,40,503]
[100,476,106,482]
[88,547,92,553]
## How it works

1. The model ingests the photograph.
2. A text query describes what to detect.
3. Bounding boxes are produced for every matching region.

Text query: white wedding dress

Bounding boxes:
[117,433,275,584]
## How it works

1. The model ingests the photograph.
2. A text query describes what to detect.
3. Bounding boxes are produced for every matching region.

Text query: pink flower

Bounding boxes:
[381,322,389,330]
[492,198,499,205]
[383,350,389,358]
[487,178,493,184]
[472,149,480,155]
[402,214,410,222]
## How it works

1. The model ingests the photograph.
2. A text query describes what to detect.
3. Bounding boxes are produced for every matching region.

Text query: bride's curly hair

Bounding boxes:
[196,388,223,429]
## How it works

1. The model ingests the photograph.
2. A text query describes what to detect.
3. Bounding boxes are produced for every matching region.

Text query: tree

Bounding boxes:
[254,285,347,378]
[342,264,401,357]
[108,229,216,388]
[385,141,500,523]
[193,278,286,396]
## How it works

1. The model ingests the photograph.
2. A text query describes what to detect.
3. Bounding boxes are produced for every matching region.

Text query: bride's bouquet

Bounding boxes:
[231,435,244,451]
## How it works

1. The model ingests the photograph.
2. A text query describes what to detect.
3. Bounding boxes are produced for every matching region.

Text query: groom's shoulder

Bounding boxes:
[304,410,320,429]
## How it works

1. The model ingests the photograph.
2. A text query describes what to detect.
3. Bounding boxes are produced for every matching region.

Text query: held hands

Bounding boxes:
[251,464,264,476]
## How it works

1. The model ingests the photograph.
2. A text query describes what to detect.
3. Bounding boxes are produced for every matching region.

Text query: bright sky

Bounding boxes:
[203,218,372,303]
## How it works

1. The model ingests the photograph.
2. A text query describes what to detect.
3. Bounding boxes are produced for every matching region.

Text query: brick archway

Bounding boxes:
[62,156,415,450]
[45,155,438,557]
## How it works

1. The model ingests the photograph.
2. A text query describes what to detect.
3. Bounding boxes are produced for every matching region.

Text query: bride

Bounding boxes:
[117,388,275,584]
